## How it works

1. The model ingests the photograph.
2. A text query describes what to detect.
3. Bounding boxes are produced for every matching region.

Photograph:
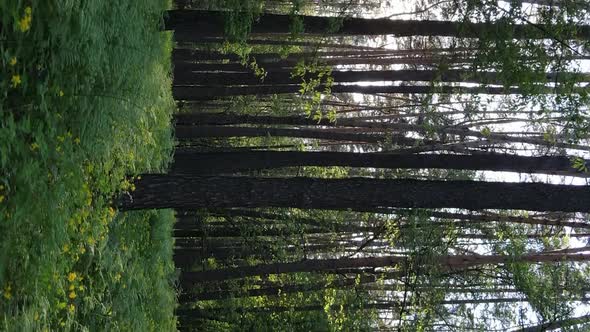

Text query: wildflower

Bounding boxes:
[67,272,77,282]
[63,244,70,253]
[34,312,39,321]
[59,90,64,97]
[0,196,4,203]
[87,236,95,246]
[3,285,12,300]
[30,142,39,151]
[114,273,122,282]
[11,75,21,88]
[108,207,115,217]
[68,304,75,313]
[57,302,67,310]
[9,57,17,66]
[18,7,32,32]
[69,284,75,291]
[57,135,65,142]
[68,291,76,299]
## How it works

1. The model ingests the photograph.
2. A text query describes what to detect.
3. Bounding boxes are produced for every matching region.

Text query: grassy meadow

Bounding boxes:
[0,1,177,330]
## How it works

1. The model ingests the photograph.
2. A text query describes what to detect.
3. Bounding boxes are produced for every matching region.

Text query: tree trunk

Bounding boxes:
[173,68,580,86]
[163,10,590,39]
[170,150,589,177]
[178,252,590,283]
[174,125,419,144]
[119,175,590,212]
[174,113,590,151]
[172,84,526,100]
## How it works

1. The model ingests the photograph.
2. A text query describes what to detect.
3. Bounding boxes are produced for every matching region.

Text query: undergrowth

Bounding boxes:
[0,0,176,330]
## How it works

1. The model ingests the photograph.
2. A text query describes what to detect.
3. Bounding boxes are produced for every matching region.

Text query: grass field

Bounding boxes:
[0,1,177,330]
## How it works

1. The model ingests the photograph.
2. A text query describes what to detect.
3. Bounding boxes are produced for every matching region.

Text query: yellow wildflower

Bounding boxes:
[87,236,95,246]
[3,285,12,300]
[57,302,67,310]
[11,75,21,88]
[63,244,70,253]
[79,246,86,254]
[34,312,39,321]
[67,272,77,282]
[108,207,115,217]
[30,142,39,151]
[68,291,76,299]
[69,284,75,291]
[57,135,65,142]
[68,304,75,313]
[18,17,31,32]
[59,90,64,97]
[9,57,17,66]
[74,137,80,144]
[18,7,32,32]
[114,273,121,282]
[0,196,4,203]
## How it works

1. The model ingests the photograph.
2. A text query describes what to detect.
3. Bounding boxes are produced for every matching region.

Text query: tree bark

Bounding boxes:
[173,68,581,86]
[119,175,590,212]
[172,84,527,100]
[178,252,590,283]
[163,10,590,39]
[174,125,419,144]
[170,150,589,177]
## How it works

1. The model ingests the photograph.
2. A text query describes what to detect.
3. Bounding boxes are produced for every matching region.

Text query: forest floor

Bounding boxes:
[0,1,177,330]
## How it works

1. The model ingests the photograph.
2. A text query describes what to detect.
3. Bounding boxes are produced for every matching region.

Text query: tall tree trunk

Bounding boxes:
[162,10,590,39]
[178,252,590,283]
[119,175,590,212]
[173,113,590,151]
[170,150,589,177]
[171,84,527,100]
[174,125,419,144]
[179,272,398,302]
[173,68,580,86]
[172,47,476,64]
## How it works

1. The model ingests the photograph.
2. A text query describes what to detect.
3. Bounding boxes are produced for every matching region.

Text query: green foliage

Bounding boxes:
[571,156,589,173]
[0,0,176,329]
[221,41,267,79]
[221,0,264,41]
[291,60,335,122]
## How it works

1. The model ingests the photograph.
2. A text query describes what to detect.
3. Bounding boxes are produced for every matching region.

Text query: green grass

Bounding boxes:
[0,1,177,330]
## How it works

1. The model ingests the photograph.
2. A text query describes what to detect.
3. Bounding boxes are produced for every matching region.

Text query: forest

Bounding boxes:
[2,0,590,331]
